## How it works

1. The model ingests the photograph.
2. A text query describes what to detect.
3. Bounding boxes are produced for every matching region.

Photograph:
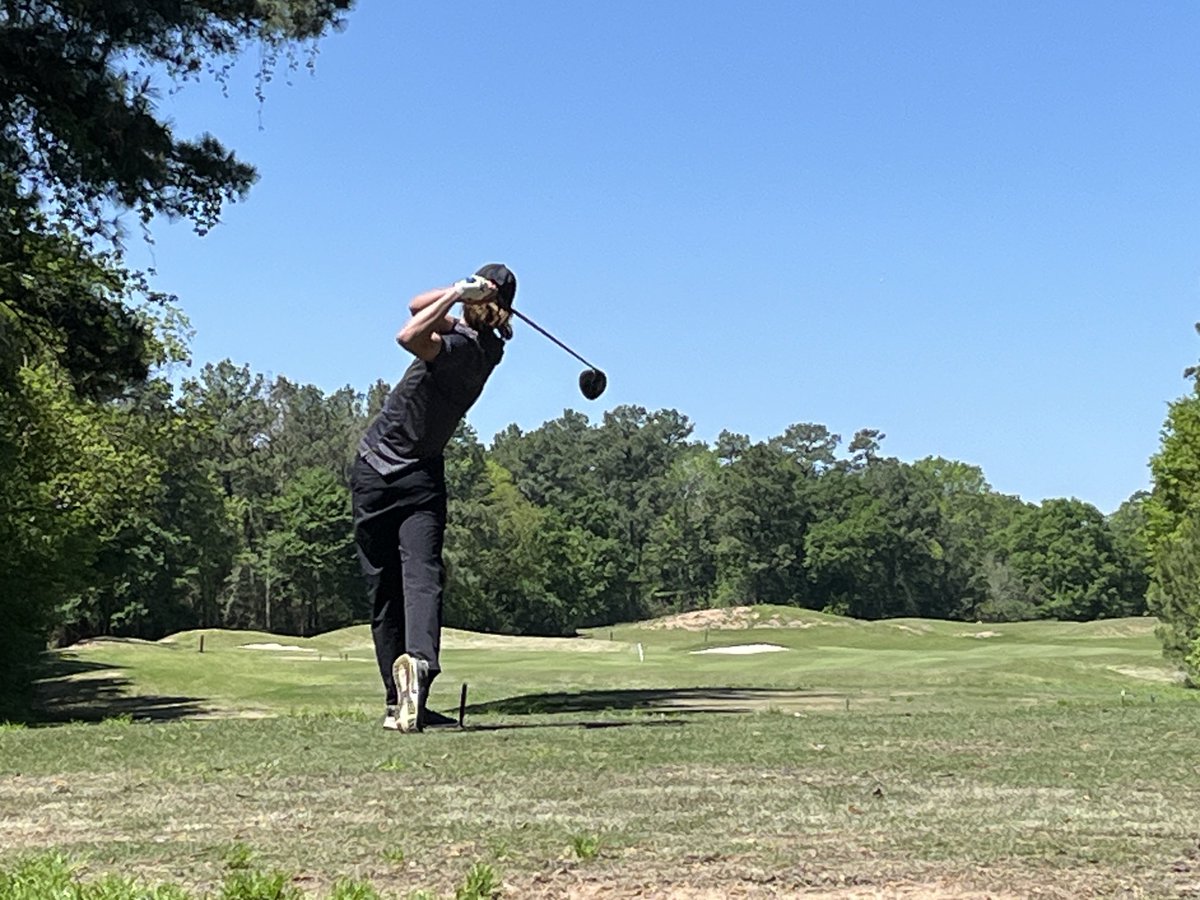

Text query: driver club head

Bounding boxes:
[579,368,607,400]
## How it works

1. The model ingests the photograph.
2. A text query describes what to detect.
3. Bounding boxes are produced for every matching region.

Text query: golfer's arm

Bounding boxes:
[408,287,458,333]
[397,287,462,361]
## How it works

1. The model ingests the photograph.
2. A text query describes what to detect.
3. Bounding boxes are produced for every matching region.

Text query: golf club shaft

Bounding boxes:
[510,308,601,371]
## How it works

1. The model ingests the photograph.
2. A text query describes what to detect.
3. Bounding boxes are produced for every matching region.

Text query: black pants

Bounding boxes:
[350,455,446,706]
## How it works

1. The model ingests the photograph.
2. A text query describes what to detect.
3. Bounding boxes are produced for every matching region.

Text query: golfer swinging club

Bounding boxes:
[351,264,516,732]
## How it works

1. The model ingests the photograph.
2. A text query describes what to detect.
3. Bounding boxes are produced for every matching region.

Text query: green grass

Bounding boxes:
[3,609,1199,897]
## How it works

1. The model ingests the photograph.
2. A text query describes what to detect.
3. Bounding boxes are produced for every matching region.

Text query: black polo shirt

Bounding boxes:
[358,321,503,477]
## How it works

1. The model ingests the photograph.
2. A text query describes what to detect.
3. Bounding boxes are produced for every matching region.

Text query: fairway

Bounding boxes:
[3,608,1199,898]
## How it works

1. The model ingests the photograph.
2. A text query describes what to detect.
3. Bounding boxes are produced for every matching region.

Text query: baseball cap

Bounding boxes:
[475,263,517,309]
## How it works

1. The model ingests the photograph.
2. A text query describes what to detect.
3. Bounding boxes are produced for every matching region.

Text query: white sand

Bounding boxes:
[239,642,313,652]
[690,643,790,655]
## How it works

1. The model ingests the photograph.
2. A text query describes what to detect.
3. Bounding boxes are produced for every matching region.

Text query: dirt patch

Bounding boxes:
[507,858,1074,899]
[522,881,1016,899]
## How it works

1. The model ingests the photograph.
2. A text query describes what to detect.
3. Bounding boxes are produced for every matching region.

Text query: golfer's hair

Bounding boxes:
[463,302,513,341]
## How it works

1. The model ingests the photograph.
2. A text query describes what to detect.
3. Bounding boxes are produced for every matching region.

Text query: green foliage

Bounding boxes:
[0,352,160,712]
[0,0,355,711]
[327,881,380,900]
[446,459,616,635]
[0,852,386,898]
[0,853,189,899]
[570,833,603,860]
[219,870,301,900]
[0,0,352,242]
[0,852,387,898]
[176,363,368,635]
[0,204,157,399]
[715,441,812,607]
[221,843,255,871]
[1143,334,1200,680]
[1146,512,1200,682]
[1107,492,1150,616]
[264,467,360,635]
[998,498,1129,621]
[453,864,500,900]
[491,406,696,625]
[0,853,75,900]
[641,449,720,612]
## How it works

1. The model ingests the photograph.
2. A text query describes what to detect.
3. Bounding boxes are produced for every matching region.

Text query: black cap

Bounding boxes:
[475,263,516,309]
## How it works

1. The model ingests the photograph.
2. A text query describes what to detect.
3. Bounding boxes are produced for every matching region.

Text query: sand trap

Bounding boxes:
[644,606,822,631]
[691,643,790,655]
[958,630,1002,639]
[1108,665,1185,684]
[65,637,160,650]
[239,642,313,652]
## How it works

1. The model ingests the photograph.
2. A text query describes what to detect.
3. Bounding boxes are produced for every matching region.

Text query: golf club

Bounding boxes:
[510,308,607,400]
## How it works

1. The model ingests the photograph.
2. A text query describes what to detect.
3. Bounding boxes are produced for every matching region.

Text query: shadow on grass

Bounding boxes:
[465,686,838,717]
[29,653,208,724]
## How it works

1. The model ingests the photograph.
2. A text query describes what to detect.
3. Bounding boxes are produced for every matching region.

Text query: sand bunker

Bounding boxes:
[691,643,790,655]
[890,623,931,635]
[239,642,313,652]
[958,631,1002,639]
[65,637,159,650]
[645,606,819,631]
[1108,664,1185,684]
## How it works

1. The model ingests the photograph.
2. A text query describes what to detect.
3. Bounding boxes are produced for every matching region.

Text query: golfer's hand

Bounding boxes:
[452,276,498,304]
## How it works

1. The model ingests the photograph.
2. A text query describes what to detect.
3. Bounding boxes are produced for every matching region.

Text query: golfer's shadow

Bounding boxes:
[456,686,834,731]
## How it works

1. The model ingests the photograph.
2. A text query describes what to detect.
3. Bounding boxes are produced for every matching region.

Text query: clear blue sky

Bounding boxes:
[129,1,1200,514]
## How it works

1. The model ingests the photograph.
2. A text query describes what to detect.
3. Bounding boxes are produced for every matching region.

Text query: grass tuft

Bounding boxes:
[328,879,381,900]
[570,833,602,861]
[220,842,254,871]
[0,853,75,899]
[454,862,501,900]
[0,853,189,899]
[219,869,301,899]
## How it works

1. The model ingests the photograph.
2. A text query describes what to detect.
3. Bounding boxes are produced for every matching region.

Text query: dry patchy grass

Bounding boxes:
[2,706,1200,898]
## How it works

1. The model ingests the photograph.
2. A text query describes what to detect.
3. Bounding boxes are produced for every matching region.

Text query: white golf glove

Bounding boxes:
[452,275,497,303]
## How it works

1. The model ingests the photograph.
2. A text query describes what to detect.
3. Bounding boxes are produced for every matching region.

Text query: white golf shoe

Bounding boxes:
[392,654,428,733]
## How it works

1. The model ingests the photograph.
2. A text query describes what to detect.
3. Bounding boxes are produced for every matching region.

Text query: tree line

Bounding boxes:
[3,344,1157,650]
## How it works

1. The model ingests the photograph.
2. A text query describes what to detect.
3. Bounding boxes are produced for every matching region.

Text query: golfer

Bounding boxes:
[351,264,516,732]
